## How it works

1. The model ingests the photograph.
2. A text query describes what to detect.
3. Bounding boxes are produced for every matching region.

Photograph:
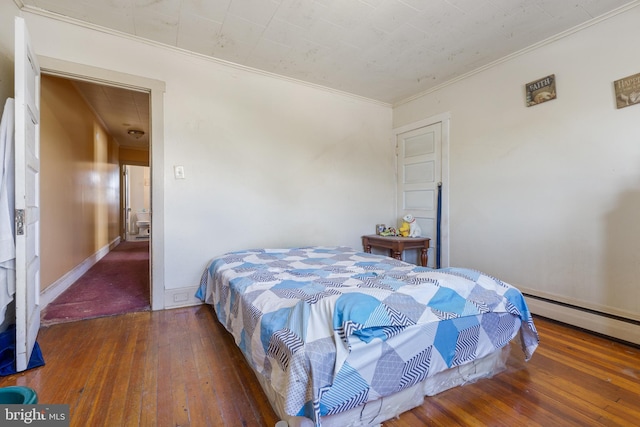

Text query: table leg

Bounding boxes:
[362,237,371,254]
[420,248,428,267]
[392,250,402,260]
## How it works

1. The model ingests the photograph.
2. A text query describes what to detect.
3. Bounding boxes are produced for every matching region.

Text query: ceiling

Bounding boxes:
[17,0,637,147]
[70,79,150,150]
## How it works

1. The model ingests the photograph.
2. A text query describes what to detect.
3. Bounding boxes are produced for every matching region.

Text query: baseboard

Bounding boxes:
[524,295,640,345]
[40,237,121,309]
[164,286,202,309]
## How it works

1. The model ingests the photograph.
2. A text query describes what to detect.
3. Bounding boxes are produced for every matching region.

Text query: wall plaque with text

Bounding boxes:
[614,72,640,109]
[525,74,556,107]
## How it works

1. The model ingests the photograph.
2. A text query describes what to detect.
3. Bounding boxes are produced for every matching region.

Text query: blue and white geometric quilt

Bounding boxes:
[196,247,539,425]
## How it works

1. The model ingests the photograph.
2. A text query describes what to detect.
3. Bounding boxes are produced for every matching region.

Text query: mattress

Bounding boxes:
[196,246,539,426]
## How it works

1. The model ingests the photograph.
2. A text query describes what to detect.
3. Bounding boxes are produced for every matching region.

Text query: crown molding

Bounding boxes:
[17,4,391,109]
[394,1,640,107]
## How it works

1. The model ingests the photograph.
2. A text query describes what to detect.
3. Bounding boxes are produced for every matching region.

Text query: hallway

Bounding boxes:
[41,241,150,326]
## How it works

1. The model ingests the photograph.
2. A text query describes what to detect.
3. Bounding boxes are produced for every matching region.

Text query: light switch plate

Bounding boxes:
[174,165,185,179]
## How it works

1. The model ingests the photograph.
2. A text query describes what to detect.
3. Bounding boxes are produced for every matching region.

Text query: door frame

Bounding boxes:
[393,113,450,268]
[122,164,130,240]
[38,56,166,311]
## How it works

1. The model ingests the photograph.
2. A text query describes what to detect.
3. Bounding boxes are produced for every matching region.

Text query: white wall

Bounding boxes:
[0,1,18,117]
[0,57,12,120]
[4,10,394,296]
[394,7,640,330]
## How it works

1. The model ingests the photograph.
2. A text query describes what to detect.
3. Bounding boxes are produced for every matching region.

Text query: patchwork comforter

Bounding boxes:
[196,247,539,425]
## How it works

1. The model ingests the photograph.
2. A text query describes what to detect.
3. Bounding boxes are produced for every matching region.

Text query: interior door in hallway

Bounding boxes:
[396,122,441,267]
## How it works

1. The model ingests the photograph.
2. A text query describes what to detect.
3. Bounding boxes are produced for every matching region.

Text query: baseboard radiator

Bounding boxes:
[524,294,640,346]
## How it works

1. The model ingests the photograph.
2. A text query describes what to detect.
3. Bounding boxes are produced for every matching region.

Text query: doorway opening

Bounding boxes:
[32,60,165,323]
[38,73,152,324]
[124,165,151,241]
[36,56,165,311]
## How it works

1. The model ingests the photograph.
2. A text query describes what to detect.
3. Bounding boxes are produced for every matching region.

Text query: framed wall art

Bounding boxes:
[614,72,640,109]
[525,74,556,107]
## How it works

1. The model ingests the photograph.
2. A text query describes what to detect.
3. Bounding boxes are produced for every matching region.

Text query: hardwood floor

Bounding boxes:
[1,306,638,426]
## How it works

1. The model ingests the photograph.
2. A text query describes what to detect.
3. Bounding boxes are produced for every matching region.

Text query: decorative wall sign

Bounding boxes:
[614,72,640,109]
[525,74,556,107]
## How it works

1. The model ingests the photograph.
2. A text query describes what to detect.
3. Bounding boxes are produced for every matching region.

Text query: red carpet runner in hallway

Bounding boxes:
[41,241,150,326]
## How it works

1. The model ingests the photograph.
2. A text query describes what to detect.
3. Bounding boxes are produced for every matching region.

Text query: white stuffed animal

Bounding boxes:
[402,214,422,237]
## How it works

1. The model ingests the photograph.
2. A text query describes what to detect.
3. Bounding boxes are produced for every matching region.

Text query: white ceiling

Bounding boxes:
[16,0,637,146]
[70,79,150,150]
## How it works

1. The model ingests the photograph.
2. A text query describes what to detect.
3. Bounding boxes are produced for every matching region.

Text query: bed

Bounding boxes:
[196,246,539,427]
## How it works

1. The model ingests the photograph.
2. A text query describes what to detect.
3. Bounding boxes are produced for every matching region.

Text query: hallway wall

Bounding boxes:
[40,75,120,290]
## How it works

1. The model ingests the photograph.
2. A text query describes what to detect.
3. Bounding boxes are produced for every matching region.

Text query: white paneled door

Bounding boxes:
[396,122,442,267]
[14,17,41,372]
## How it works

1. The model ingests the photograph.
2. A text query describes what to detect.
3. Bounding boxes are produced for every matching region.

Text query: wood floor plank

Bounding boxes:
[155,310,178,425]
[139,312,159,427]
[199,308,252,425]
[1,307,638,427]
[121,315,148,426]
[105,317,139,425]
[533,349,637,407]
[541,337,640,388]
[191,311,227,426]
[602,397,640,426]
[181,308,213,427]
[495,358,619,426]
[76,316,127,426]
[36,320,102,406]
[169,311,192,427]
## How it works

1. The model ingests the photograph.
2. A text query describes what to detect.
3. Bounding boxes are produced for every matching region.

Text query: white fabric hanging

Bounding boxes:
[0,98,16,323]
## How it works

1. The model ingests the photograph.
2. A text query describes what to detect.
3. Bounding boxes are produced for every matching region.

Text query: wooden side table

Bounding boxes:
[362,235,430,267]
